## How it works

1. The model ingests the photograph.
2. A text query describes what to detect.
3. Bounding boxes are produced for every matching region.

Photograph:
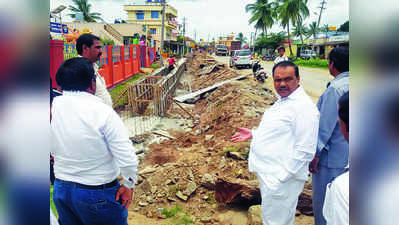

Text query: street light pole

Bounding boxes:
[160,0,166,66]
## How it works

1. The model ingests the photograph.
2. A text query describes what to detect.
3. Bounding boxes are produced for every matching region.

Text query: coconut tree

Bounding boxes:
[308,21,318,51]
[293,16,308,48]
[235,32,247,47]
[68,0,102,22]
[246,0,277,38]
[276,0,310,56]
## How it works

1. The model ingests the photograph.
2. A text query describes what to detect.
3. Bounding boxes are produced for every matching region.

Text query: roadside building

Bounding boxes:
[124,0,182,52]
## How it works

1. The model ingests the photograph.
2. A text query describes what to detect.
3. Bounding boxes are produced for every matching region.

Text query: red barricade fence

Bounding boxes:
[50,40,156,89]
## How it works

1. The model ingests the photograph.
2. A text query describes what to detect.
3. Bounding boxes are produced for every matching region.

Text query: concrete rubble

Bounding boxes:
[124,52,314,224]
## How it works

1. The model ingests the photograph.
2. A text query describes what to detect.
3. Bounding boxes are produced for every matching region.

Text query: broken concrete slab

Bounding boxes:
[247,205,262,225]
[200,173,216,190]
[174,74,249,103]
[138,167,157,175]
[176,191,188,201]
[183,181,197,196]
[226,151,246,160]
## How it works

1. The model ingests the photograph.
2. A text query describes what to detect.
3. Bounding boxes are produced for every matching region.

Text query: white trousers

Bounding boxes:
[257,173,305,225]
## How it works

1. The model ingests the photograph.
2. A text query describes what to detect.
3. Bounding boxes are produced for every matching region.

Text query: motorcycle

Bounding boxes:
[252,60,268,83]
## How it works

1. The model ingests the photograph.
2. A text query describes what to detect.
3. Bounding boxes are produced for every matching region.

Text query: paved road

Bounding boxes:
[214,55,331,102]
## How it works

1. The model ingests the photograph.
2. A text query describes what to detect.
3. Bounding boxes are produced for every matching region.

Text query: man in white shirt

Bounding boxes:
[232,61,319,225]
[323,92,349,225]
[52,57,139,225]
[76,33,113,107]
[274,46,289,64]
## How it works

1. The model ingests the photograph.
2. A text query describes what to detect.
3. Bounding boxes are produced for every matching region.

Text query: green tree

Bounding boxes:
[246,0,277,38]
[293,16,308,48]
[308,21,318,51]
[338,20,349,32]
[255,32,286,53]
[277,0,310,56]
[68,0,102,22]
[235,32,247,46]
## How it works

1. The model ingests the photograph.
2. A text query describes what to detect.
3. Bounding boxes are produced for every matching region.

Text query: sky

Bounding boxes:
[50,0,349,42]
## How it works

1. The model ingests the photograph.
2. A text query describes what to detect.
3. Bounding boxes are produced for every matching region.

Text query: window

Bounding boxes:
[136,11,144,20]
[151,11,159,19]
[150,28,157,34]
[237,51,251,56]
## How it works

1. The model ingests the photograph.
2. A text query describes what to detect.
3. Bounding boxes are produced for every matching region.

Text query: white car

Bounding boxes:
[229,50,253,69]
[300,50,317,59]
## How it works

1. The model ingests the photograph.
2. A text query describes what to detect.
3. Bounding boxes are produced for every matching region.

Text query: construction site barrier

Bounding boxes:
[50,40,156,89]
[127,59,187,117]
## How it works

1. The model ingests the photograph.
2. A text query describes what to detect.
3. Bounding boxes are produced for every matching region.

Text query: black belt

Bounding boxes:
[55,178,119,190]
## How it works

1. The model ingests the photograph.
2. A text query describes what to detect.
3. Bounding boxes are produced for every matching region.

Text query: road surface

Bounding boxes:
[214,55,331,102]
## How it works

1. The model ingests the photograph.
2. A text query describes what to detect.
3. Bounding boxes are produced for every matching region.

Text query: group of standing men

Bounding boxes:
[233,46,349,225]
[50,33,349,225]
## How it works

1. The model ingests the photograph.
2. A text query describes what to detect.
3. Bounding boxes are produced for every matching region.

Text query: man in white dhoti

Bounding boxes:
[232,61,319,225]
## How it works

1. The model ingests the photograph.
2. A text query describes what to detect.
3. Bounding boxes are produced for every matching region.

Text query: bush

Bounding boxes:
[294,58,328,69]
[150,63,161,69]
[100,37,115,46]
[162,205,182,218]
[108,73,146,108]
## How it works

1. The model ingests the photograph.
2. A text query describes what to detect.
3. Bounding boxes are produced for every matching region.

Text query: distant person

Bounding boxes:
[232,61,319,225]
[323,91,349,225]
[274,46,289,64]
[168,55,176,73]
[52,57,139,225]
[76,34,113,107]
[309,46,349,225]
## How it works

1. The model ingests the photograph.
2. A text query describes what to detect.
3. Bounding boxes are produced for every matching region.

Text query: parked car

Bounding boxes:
[230,50,253,69]
[229,50,237,67]
[216,45,228,56]
[300,50,317,60]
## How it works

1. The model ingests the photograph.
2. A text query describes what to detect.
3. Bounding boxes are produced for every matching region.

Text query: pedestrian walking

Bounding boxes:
[52,58,139,225]
[76,34,113,107]
[168,55,177,74]
[232,61,319,225]
[274,46,289,64]
[323,91,349,225]
[309,46,350,225]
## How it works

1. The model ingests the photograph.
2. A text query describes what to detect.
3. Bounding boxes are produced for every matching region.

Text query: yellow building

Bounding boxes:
[124,1,178,44]
[217,33,235,49]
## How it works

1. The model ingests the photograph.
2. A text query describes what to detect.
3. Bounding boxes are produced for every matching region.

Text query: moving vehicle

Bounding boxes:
[300,49,317,60]
[216,45,228,56]
[230,50,253,69]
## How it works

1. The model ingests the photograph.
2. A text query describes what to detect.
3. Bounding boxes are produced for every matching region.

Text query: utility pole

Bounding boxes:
[160,0,166,65]
[317,0,327,29]
[183,17,186,55]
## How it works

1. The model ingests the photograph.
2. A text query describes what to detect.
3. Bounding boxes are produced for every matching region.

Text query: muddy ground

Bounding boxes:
[126,52,315,225]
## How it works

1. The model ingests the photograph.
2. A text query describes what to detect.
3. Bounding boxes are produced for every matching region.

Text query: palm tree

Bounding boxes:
[276,0,310,56]
[68,0,102,22]
[308,21,318,51]
[235,32,247,46]
[246,0,277,38]
[293,16,307,48]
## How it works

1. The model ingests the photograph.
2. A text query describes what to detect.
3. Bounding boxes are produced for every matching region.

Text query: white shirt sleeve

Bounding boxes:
[276,107,319,182]
[103,110,139,188]
[95,75,113,107]
[323,173,349,225]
